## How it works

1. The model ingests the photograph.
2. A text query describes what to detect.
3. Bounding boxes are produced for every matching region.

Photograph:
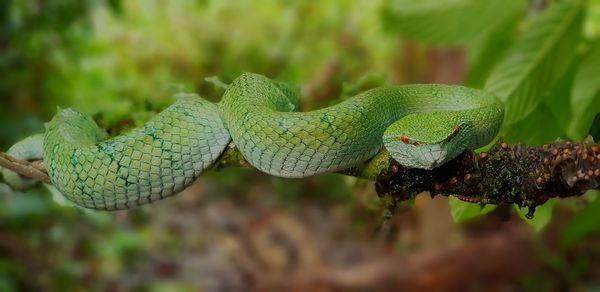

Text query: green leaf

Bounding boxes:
[381,0,526,46]
[4,189,50,220]
[465,18,520,88]
[503,102,566,144]
[587,113,600,140]
[449,197,496,223]
[514,199,557,232]
[503,60,577,144]
[0,275,17,292]
[485,2,583,125]
[543,63,577,136]
[567,42,600,140]
[561,191,600,247]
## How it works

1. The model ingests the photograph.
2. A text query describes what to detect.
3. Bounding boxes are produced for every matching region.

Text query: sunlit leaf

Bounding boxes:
[562,191,600,247]
[543,64,577,136]
[503,60,577,144]
[465,19,520,88]
[514,199,557,232]
[449,197,496,223]
[485,2,583,125]
[588,113,600,140]
[382,0,526,46]
[503,103,566,144]
[567,42,600,140]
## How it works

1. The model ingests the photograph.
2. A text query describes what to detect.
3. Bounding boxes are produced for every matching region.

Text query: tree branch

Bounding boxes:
[372,139,600,217]
[1,140,598,212]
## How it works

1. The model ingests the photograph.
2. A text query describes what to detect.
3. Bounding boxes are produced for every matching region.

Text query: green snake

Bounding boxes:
[2,73,504,210]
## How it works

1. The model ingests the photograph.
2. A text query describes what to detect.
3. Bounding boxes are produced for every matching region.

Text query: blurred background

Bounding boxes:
[0,0,599,290]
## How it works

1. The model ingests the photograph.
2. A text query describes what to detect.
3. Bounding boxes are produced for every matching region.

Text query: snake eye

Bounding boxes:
[399,133,410,144]
[453,125,460,135]
[397,133,422,145]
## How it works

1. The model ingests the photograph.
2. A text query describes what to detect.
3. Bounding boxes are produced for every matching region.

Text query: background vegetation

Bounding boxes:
[0,0,599,290]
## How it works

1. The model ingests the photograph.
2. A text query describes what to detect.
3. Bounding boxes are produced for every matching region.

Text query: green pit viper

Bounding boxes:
[1,73,504,210]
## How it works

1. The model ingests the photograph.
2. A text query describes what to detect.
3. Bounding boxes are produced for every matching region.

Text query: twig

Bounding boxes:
[0,152,50,184]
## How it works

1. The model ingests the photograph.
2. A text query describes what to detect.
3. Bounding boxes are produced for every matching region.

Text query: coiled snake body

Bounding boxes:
[2,73,504,210]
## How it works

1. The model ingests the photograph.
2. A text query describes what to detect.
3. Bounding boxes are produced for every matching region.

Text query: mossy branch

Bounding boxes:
[1,140,598,213]
[372,139,600,217]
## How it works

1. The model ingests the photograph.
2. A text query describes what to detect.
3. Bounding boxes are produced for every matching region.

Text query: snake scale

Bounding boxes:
[2,73,504,210]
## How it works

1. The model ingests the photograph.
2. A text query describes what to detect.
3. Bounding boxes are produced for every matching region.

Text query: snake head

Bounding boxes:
[382,113,472,169]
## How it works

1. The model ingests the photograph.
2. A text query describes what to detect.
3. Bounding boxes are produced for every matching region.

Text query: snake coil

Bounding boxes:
[2,73,503,210]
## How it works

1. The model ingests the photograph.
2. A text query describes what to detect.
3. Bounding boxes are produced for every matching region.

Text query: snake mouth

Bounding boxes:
[428,149,450,167]
[383,134,452,148]
[385,123,464,149]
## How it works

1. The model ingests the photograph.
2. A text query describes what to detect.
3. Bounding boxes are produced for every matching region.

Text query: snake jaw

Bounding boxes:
[385,128,467,169]
[385,138,449,169]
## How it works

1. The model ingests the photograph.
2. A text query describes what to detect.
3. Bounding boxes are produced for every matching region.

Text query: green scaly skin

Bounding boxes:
[43,94,230,210]
[2,73,504,210]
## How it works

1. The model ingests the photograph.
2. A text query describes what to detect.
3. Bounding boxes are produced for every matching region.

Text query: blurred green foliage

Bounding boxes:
[0,0,599,290]
[384,0,599,231]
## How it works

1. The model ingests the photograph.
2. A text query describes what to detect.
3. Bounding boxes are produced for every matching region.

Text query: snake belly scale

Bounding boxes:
[2,72,504,210]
